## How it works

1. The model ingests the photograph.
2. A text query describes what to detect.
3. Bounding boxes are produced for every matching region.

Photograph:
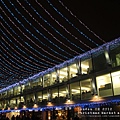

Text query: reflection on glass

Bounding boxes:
[81,79,92,100]
[96,74,113,97]
[112,71,120,95]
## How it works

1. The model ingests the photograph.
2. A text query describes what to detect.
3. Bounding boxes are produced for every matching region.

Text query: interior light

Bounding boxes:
[47,102,53,106]
[14,106,18,110]
[23,105,27,109]
[8,107,10,110]
[90,94,103,102]
[64,99,74,104]
[33,104,38,108]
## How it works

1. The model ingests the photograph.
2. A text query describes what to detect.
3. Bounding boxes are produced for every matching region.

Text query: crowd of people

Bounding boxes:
[0,114,40,120]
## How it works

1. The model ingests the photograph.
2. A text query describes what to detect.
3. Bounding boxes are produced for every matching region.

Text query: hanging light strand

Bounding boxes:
[46,0,99,46]
[1,2,69,61]
[16,0,79,54]
[1,21,56,67]
[4,0,73,59]
[1,27,55,68]
[35,0,92,49]
[0,8,64,63]
[58,0,105,43]
[24,0,85,52]
[0,40,46,71]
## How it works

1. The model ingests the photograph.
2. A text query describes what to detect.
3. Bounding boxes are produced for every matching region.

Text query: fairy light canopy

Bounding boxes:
[1,0,120,90]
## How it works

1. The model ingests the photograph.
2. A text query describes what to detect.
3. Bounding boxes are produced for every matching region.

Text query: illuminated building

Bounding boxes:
[0,38,120,120]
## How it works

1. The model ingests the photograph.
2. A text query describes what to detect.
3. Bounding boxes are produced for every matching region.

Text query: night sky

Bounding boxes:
[0,0,120,89]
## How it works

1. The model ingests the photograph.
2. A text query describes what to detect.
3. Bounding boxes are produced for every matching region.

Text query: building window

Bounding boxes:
[51,71,57,85]
[92,50,107,72]
[43,90,48,105]
[70,82,80,102]
[81,59,92,74]
[81,79,92,100]
[96,73,113,97]
[43,74,51,87]
[59,85,67,103]
[59,67,68,82]
[69,63,77,78]
[37,92,42,103]
[111,71,120,95]
[110,45,120,67]
[51,88,58,103]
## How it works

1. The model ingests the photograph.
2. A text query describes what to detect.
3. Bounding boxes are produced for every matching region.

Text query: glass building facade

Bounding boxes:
[0,39,120,120]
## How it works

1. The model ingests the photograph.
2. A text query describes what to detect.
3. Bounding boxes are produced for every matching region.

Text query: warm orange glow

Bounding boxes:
[47,102,53,106]
[90,95,104,102]
[8,107,10,110]
[14,106,18,110]
[23,105,27,109]
[64,99,75,104]
[33,104,38,108]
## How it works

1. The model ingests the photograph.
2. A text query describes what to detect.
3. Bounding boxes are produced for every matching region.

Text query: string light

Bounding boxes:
[0,99,120,112]
[2,37,53,69]
[0,41,44,71]
[47,0,99,46]
[0,7,66,62]
[16,0,79,55]
[1,24,55,67]
[2,0,73,59]
[0,37,119,93]
[0,14,63,63]
[9,0,74,57]
[0,29,54,69]
[58,0,105,43]
[25,0,85,52]
[35,0,92,49]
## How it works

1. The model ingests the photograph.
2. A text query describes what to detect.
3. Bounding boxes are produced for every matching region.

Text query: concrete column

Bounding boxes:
[104,46,111,65]
[76,58,82,75]
[91,76,97,95]
[67,63,70,80]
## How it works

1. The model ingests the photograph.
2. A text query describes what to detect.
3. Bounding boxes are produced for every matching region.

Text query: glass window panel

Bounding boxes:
[69,63,77,78]
[109,45,120,67]
[42,90,48,105]
[43,90,48,100]
[51,71,57,85]
[26,94,35,103]
[14,86,21,95]
[37,92,42,102]
[44,74,51,87]
[111,71,120,95]
[81,79,92,100]
[51,88,58,104]
[59,85,67,103]
[96,73,113,97]
[59,67,68,82]
[70,82,80,102]
[81,59,92,74]
[92,52,107,72]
